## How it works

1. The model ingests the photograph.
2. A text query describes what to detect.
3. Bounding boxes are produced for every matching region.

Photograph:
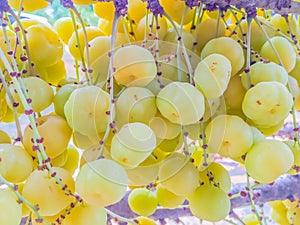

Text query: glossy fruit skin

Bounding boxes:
[128,0,147,23]
[285,140,300,175]
[201,37,245,76]
[63,203,107,225]
[0,88,8,122]
[0,130,11,144]
[126,154,159,187]
[68,26,104,61]
[7,76,54,114]
[223,75,247,116]
[159,0,194,25]
[113,45,157,87]
[93,1,115,21]
[26,24,63,67]
[242,81,293,127]
[23,115,72,158]
[64,85,111,136]
[22,167,75,216]
[245,139,294,184]
[245,61,288,86]
[260,36,296,72]
[110,122,156,168]
[0,144,33,183]
[158,153,199,196]
[115,87,157,128]
[87,34,130,84]
[54,83,78,118]
[75,159,128,206]
[156,82,205,125]
[8,0,49,12]
[135,14,168,41]
[128,188,158,216]
[194,53,232,98]
[289,56,300,85]
[0,189,22,225]
[195,18,226,52]
[34,59,67,86]
[61,147,80,175]
[205,114,253,158]
[236,16,276,52]
[54,17,82,44]
[156,184,185,209]
[199,162,232,192]
[188,185,231,222]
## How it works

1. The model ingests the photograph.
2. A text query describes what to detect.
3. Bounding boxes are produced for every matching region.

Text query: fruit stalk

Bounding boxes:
[0,173,47,224]
[0,39,76,202]
[0,68,22,141]
[246,173,263,225]
[106,208,138,225]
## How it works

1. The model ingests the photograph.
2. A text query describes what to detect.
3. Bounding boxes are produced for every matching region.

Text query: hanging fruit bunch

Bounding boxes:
[1,0,300,224]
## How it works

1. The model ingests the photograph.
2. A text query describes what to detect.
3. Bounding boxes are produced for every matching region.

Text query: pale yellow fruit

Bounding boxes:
[23,115,72,158]
[22,167,75,216]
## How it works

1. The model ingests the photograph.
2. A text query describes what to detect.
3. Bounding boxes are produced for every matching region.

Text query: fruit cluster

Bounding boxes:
[0,0,300,225]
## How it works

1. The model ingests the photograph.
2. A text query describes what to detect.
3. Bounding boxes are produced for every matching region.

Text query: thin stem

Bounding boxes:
[229,193,241,199]
[258,18,300,51]
[191,5,202,53]
[144,9,149,40]
[105,208,138,225]
[254,17,299,143]
[285,15,299,46]
[127,13,135,41]
[0,69,22,141]
[229,8,245,38]
[0,173,48,224]
[154,16,160,60]
[0,46,76,200]
[291,197,300,224]
[17,0,24,18]
[223,218,240,225]
[72,7,91,68]
[74,59,80,82]
[0,42,44,165]
[189,6,197,32]
[70,8,90,84]
[196,3,204,25]
[120,17,131,44]
[182,126,189,155]
[199,122,208,169]
[230,211,247,225]
[150,13,155,36]
[244,17,252,89]
[260,205,268,225]
[98,12,120,156]
[216,9,221,37]
[8,9,34,75]
[0,21,25,141]
[163,12,193,83]
[3,13,14,31]
[254,17,283,66]
[221,16,263,64]
[292,104,300,144]
[1,20,30,103]
[247,174,263,225]
[176,7,188,81]
[251,182,264,190]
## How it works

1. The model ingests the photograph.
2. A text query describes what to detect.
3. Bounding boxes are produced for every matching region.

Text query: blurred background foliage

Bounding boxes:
[33,0,99,26]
